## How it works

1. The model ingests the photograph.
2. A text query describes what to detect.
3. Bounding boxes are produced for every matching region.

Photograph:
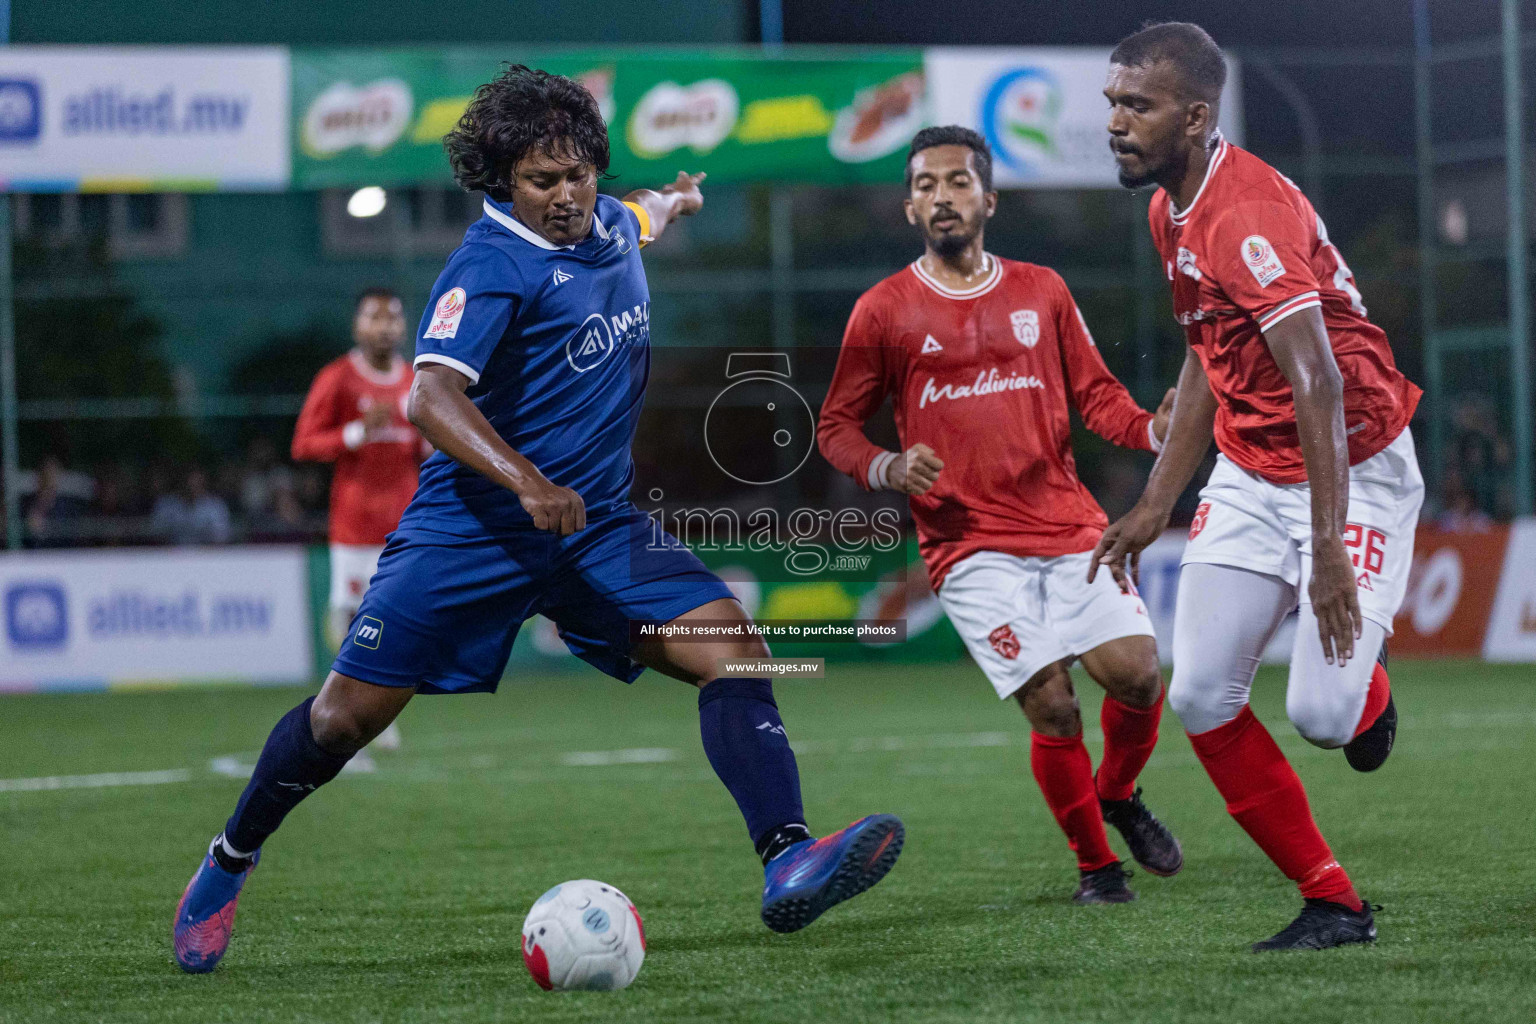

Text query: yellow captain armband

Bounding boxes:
[622,201,653,248]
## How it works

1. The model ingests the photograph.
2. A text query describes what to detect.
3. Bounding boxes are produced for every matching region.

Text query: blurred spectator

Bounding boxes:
[89,465,134,546]
[1448,396,1513,520]
[150,467,232,545]
[246,477,311,541]
[20,455,94,547]
[239,435,295,519]
[1436,467,1493,532]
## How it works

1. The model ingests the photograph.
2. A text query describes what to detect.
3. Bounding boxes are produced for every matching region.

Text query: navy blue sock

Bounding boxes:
[224,697,352,853]
[698,678,807,856]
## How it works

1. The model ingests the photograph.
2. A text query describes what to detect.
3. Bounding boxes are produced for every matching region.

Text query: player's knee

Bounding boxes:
[309,697,382,756]
[1286,691,1353,749]
[1167,668,1240,736]
[1017,686,1081,737]
[1108,662,1163,709]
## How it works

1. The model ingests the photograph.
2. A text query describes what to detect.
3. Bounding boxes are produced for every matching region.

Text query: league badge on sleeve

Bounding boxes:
[424,287,467,339]
[1241,236,1286,287]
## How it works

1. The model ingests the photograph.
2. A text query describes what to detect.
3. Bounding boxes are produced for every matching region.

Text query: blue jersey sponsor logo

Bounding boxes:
[5,581,68,650]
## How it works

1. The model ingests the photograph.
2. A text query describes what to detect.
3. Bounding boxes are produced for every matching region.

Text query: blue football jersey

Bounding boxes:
[404,193,652,534]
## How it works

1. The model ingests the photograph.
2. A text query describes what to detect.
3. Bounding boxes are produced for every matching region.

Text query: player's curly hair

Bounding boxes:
[1110,22,1227,104]
[444,64,611,202]
[905,125,993,192]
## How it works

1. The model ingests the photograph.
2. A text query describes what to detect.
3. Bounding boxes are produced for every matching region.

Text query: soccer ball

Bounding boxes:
[520,879,646,991]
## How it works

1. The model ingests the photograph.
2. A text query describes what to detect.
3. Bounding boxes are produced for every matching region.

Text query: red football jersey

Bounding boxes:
[1149,135,1420,483]
[291,351,422,545]
[819,255,1156,589]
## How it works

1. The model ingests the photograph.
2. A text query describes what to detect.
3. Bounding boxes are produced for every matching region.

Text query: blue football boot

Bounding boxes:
[173,835,260,973]
[761,814,904,933]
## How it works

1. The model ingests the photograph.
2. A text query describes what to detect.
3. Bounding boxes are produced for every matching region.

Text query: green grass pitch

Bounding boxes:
[2,659,1534,1023]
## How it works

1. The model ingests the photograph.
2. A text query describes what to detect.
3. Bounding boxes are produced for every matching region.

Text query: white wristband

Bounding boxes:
[868,450,899,490]
[1147,418,1164,454]
[343,420,367,450]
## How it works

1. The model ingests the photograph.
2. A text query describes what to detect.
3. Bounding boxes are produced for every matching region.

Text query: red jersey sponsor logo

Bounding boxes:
[988,624,1021,660]
[917,367,1045,409]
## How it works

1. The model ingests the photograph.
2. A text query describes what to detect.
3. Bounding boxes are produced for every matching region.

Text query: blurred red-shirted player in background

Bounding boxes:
[818,126,1181,905]
[292,287,426,750]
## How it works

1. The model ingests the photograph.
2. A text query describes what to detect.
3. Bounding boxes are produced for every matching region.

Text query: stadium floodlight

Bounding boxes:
[346,186,387,218]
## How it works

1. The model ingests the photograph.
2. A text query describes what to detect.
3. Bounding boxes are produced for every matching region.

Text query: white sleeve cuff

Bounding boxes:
[1256,291,1322,332]
[1147,418,1164,454]
[342,420,367,450]
[867,450,899,490]
[413,353,482,384]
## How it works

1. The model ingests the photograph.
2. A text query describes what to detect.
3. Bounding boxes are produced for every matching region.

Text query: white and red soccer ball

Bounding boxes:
[521,879,646,991]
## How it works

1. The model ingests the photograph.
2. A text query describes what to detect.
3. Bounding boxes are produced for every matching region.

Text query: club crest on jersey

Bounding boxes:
[988,624,1020,660]
[424,287,467,340]
[1010,309,1040,348]
[1242,235,1286,287]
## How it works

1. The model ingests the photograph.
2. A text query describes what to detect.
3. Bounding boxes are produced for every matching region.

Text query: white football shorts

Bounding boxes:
[1182,427,1424,633]
[937,548,1156,699]
[329,542,385,615]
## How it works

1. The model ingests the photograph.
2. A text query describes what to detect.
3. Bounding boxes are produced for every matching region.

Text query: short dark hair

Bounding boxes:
[1110,21,1227,104]
[443,64,611,202]
[905,125,993,192]
[354,286,398,313]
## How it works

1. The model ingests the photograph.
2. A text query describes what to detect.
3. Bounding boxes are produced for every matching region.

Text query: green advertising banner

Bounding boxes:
[291,48,927,189]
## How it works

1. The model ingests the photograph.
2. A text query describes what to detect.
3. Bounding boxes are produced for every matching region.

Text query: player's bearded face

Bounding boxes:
[906,146,992,257]
[508,146,600,247]
[1104,63,1187,190]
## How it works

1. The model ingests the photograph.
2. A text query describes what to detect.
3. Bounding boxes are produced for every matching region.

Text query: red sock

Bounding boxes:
[1095,691,1164,802]
[1031,732,1118,872]
[1187,706,1362,911]
[1352,661,1392,739]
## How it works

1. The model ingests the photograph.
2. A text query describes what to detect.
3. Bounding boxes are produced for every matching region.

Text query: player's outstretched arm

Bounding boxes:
[622,172,705,246]
[1261,305,1361,666]
[1090,349,1215,588]
[406,364,586,535]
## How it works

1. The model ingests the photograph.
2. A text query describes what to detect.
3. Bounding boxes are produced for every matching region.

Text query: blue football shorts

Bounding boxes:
[331,503,735,694]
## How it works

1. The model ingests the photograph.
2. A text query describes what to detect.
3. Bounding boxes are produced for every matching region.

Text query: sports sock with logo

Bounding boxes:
[1187,705,1363,910]
[1095,690,1165,803]
[223,697,353,854]
[697,678,807,857]
[1030,731,1119,872]
[1352,661,1392,739]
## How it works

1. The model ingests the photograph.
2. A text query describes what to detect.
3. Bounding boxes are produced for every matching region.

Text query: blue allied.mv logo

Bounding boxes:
[0,79,42,143]
[354,616,383,650]
[5,581,68,650]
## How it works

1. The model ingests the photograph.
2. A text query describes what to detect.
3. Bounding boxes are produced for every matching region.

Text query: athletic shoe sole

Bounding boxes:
[761,815,904,934]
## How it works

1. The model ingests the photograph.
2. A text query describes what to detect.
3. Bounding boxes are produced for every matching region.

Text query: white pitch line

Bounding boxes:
[561,747,678,767]
[0,768,192,793]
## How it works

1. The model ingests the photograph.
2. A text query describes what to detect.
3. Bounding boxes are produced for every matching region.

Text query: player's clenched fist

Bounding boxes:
[886,443,944,495]
[519,478,587,535]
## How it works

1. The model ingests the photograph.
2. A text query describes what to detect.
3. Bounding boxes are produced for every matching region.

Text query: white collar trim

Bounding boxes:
[481,199,608,250]
[910,253,1001,299]
[348,350,405,386]
[1169,132,1228,226]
